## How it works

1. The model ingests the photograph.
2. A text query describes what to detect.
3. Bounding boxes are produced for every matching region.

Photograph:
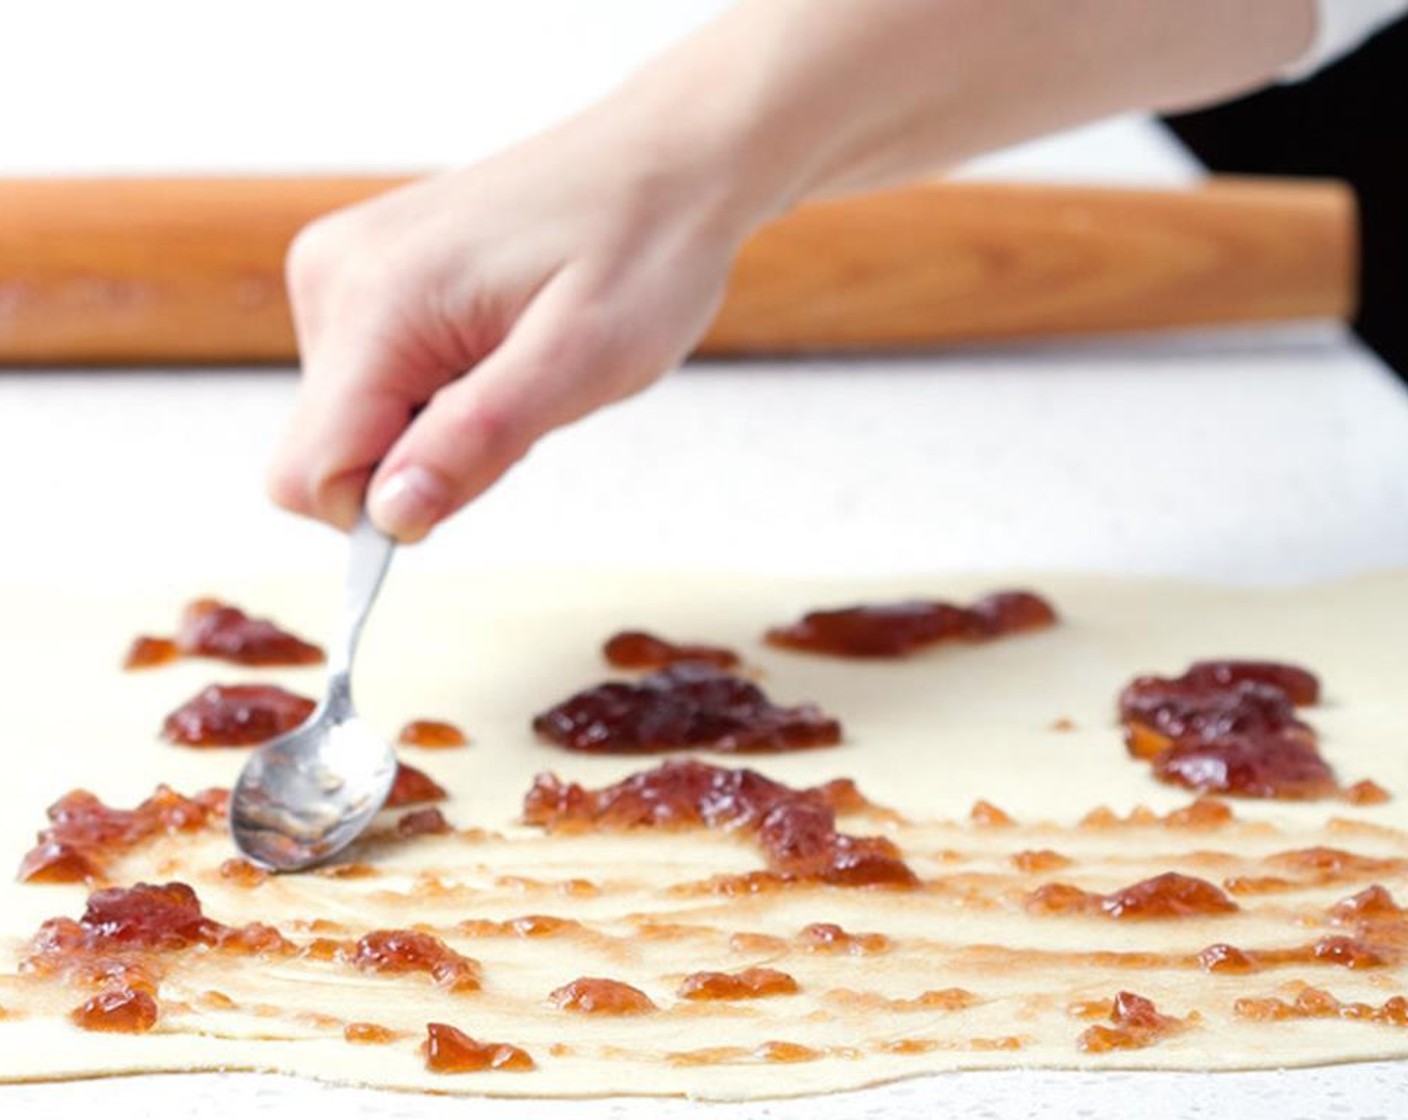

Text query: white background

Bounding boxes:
[2,2,1407,1116]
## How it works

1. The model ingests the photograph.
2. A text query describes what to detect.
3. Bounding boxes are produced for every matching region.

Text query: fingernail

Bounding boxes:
[369,465,449,540]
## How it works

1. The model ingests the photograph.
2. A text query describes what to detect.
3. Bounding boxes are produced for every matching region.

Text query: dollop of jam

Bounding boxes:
[1101,872,1238,919]
[348,930,480,993]
[1117,660,1348,800]
[386,763,448,807]
[1028,871,1237,920]
[764,590,1057,657]
[344,1022,398,1045]
[533,662,841,754]
[548,977,657,1014]
[1152,734,1337,800]
[423,1022,534,1072]
[603,631,741,671]
[1120,677,1308,744]
[1077,991,1184,1052]
[397,720,469,748]
[126,598,323,669]
[1197,936,1392,973]
[219,858,268,888]
[1181,660,1320,705]
[678,967,799,1000]
[395,807,453,838]
[523,760,915,887]
[1234,986,1408,1027]
[24,881,290,1000]
[122,636,179,670]
[162,684,316,747]
[17,785,227,884]
[1331,885,1403,924]
[1266,845,1402,882]
[70,987,159,1033]
[1344,779,1391,805]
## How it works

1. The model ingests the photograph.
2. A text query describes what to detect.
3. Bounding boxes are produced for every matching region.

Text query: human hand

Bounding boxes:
[267,104,767,541]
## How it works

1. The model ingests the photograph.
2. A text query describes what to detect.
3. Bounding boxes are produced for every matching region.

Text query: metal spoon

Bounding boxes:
[231,513,398,871]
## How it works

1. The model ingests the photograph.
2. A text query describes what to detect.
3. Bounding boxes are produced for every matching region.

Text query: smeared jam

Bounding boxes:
[1198,937,1391,973]
[970,800,1015,827]
[218,858,268,888]
[348,930,480,993]
[344,1021,397,1044]
[17,785,227,884]
[1344,779,1391,806]
[1077,991,1184,1052]
[798,923,892,954]
[1118,660,1350,800]
[162,684,316,747]
[395,807,453,838]
[1028,872,1237,920]
[549,977,657,1014]
[678,968,799,1000]
[122,636,178,670]
[126,598,322,669]
[70,987,159,1033]
[1011,849,1073,873]
[1234,986,1408,1027]
[604,631,741,671]
[386,763,448,807]
[1181,660,1320,705]
[24,881,290,1005]
[1331,885,1404,924]
[764,590,1056,657]
[532,663,841,753]
[523,760,915,887]
[423,1022,534,1072]
[397,720,469,749]
[1153,734,1337,800]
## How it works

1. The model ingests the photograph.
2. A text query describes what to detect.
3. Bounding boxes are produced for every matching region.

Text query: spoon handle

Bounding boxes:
[326,513,396,712]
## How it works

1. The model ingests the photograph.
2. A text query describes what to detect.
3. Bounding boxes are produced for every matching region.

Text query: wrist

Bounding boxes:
[585,7,839,251]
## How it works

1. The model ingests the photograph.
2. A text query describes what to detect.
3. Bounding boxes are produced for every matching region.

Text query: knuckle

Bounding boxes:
[265,460,312,516]
[544,301,617,371]
[444,396,523,466]
[284,217,344,296]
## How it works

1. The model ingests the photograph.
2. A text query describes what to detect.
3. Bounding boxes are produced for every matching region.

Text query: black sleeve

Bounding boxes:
[1162,18,1408,379]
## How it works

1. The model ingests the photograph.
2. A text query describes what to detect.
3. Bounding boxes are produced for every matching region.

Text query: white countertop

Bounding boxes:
[4,3,1408,1117]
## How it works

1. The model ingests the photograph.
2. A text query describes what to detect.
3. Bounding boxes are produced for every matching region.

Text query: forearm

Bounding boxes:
[600,0,1316,224]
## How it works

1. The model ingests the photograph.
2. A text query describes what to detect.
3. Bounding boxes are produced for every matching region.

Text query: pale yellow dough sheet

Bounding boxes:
[1,569,1407,1100]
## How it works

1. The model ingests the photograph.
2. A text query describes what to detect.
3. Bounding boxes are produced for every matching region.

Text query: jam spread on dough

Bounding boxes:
[395,807,453,837]
[126,598,323,669]
[1234,986,1408,1026]
[1118,660,1350,800]
[386,763,448,807]
[1077,991,1184,1052]
[523,760,915,887]
[162,684,316,747]
[604,631,741,671]
[548,977,657,1014]
[678,968,799,1000]
[70,987,159,1033]
[24,881,290,1010]
[764,590,1056,657]
[348,930,480,993]
[397,720,469,748]
[1027,872,1237,919]
[423,1022,535,1072]
[18,785,227,884]
[533,663,841,753]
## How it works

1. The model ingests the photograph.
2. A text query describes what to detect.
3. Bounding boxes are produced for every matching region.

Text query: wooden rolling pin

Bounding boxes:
[0,175,1355,365]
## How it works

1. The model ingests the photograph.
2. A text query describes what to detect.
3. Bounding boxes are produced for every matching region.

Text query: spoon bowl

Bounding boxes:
[231,514,397,871]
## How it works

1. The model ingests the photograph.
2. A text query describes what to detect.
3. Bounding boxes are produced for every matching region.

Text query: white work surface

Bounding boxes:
[4,3,1408,1117]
